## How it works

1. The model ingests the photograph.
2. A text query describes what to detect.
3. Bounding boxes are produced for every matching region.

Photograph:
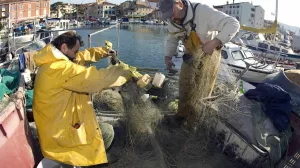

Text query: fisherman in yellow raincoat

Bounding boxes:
[33,31,132,166]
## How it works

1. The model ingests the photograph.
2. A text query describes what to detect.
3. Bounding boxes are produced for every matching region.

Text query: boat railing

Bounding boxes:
[87,23,120,48]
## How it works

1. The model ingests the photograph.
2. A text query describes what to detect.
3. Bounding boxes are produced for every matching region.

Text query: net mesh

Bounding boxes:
[94,60,254,167]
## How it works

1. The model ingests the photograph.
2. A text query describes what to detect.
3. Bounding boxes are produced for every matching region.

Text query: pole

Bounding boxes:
[7,12,10,52]
[88,34,91,48]
[273,0,278,42]
[275,0,278,22]
[87,23,119,48]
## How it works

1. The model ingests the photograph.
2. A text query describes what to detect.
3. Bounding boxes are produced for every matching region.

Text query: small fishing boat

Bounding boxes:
[171,42,280,84]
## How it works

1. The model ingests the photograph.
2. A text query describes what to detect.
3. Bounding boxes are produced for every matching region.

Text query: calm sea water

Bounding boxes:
[76,24,169,69]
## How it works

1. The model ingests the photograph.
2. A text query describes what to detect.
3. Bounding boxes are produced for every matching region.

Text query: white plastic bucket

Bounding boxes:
[152,73,165,88]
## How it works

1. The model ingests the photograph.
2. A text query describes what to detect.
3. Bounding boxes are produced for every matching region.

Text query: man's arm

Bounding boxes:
[203,4,240,44]
[76,47,110,63]
[61,62,132,93]
[165,34,179,70]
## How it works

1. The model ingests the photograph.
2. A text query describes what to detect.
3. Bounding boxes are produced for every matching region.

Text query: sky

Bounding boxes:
[51,0,300,28]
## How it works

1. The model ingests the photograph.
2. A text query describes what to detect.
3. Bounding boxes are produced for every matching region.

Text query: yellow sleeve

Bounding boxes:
[76,47,110,64]
[61,62,132,93]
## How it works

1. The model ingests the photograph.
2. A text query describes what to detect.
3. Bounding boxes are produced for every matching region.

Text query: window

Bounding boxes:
[12,5,15,10]
[19,11,23,17]
[230,6,232,8]
[2,5,5,11]
[28,10,31,16]
[36,9,39,15]
[251,8,255,12]
[221,50,228,59]
[28,4,31,9]
[270,46,280,51]
[237,10,239,14]
[20,3,23,9]
[258,42,268,49]
[44,2,47,7]
[44,9,46,15]
[109,11,111,14]
[246,34,254,40]
[244,50,254,58]
[237,6,239,8]
[105,11,107,14]
[36,2,40,7]
[1,12,5,17]
[231,51,244,60]
[112,11,115,14]
[251,14,255,17]
[233,10,235,14]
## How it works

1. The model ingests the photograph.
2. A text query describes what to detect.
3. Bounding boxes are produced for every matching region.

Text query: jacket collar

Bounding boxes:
[182,0,194,26]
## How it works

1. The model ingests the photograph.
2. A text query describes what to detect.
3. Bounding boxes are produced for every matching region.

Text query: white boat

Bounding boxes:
[145,20,154,25]
[46,18,70,37]
[232,31,300,63]
[221,43,280,83]
[109,20,118,25]
[171,42,280,84]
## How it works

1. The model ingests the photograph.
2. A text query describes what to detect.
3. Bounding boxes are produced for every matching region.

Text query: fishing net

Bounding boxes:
[93,60,253,168]
[93,89,125,112]
[178,46,222,128]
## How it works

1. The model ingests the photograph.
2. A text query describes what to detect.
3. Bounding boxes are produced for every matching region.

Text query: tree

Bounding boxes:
[50,2,65,18]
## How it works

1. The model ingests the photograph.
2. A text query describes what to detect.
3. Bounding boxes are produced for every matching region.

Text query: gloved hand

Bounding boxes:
[107,49,117,57]
[165,56,174,70]
[108,50,119,65]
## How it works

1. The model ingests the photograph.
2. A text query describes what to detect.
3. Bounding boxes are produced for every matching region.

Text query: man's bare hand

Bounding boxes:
[165,56,173,70]
[203,39,222,55]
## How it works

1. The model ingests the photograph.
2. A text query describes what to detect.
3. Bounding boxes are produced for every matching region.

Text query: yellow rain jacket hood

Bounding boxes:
[33,44,132,166]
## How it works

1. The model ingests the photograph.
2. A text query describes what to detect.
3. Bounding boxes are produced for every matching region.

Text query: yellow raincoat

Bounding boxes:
[33,44,132,166]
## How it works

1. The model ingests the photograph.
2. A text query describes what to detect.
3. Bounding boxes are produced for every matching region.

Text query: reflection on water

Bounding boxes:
[76,24,168,69]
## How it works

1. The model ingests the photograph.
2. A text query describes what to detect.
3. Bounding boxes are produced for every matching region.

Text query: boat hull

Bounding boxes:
[0,80,40,168]
[220,63,275,84]
[8,34,34,44]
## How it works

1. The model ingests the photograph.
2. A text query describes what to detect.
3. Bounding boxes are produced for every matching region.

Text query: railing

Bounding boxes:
[87,24,120,48]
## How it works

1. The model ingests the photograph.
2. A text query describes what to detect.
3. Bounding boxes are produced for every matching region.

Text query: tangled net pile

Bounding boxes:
[94,63,252,168]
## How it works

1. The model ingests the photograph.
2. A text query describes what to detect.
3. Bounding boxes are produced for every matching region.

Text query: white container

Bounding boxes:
[152,73,165,88]
[6,53,12,61]
[141,94,150,102]
[21,71,31,84]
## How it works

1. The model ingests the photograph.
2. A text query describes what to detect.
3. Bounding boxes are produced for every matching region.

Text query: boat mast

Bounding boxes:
[275,0,278,22]
[272,0,278,42]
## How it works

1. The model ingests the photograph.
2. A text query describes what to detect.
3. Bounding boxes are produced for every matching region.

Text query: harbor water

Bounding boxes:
[76,24,168,69]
